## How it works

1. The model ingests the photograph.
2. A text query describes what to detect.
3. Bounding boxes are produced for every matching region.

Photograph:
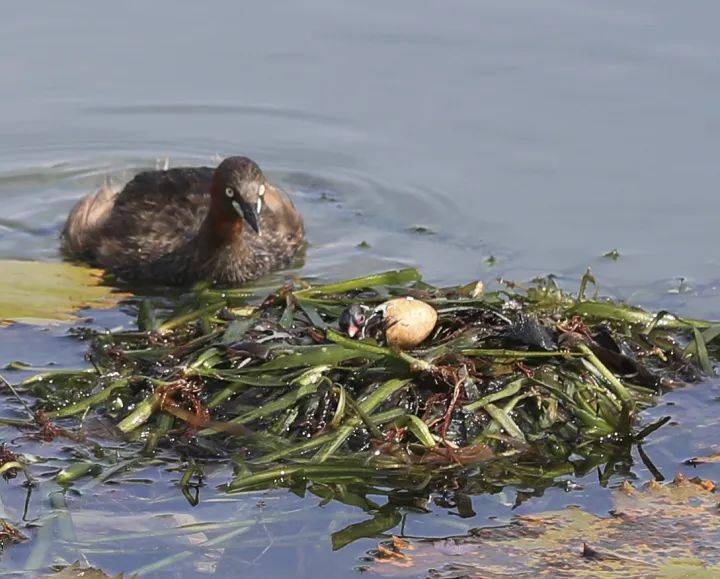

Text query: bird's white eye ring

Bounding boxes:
[258,184,265,197]
[225,187,234,198]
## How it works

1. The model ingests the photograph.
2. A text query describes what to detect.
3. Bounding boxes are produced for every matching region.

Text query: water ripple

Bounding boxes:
[83,103,350,127]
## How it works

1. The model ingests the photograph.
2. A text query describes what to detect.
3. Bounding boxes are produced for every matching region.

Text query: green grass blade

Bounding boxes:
[464,378,524,412]
[483,403,526,441]
[692,326,715,375]
[294,268,421,297]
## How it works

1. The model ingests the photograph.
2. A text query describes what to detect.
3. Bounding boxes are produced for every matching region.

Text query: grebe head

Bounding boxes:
[210,156,267,234]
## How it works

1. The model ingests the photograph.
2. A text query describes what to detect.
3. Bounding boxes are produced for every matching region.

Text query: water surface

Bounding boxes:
[2,1,720,576]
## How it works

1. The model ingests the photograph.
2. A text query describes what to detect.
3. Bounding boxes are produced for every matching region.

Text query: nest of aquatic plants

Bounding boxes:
[19,269,719,492]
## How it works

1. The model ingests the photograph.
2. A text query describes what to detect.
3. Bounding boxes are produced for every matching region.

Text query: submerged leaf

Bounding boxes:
[368,476,720,577]
[332,505,402,550]
[50,562,120,578]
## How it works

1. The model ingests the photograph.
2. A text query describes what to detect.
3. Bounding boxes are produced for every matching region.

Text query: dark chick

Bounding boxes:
[338,304,370,338]
[62,156,304,285]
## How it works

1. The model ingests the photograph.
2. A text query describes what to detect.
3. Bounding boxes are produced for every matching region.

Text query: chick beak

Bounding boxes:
[236,199,261,234]
[346,324,360,338]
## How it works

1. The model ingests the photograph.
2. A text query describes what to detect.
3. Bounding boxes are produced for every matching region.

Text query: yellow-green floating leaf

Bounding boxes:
[0,260,125,326]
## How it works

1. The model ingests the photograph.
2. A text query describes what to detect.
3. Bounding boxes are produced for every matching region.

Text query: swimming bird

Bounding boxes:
[62,156,304,285]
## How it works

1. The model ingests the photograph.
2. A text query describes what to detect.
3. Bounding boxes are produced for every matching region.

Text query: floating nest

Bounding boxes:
[14,268,719,493]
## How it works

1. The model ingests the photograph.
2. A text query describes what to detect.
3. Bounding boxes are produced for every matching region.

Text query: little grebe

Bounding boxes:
[62,156,304,285]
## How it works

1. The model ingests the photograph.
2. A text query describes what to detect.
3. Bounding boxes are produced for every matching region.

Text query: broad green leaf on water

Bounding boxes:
[0,260,125,325]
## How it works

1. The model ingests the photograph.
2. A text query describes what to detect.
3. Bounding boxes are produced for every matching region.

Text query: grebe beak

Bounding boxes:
[232,199,261,234]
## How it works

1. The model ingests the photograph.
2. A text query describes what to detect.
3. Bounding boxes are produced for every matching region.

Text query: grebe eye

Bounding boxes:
[225,187,234,198]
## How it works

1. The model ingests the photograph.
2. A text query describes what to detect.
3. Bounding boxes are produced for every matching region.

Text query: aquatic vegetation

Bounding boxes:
[14,270,715,469]
[0,260,125,325]
[49,562,119,578]
[0,443,21,480]
[365,474,720,577]
[4,268,719,555]
[0,519,26,545]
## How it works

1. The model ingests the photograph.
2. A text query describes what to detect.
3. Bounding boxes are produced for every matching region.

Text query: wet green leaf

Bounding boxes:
[571,300,710,329]
[692,326,715,375]
[394,414,436,448]
[56,461,103,485]
[294,268,421,297]
[0,260,124,325]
